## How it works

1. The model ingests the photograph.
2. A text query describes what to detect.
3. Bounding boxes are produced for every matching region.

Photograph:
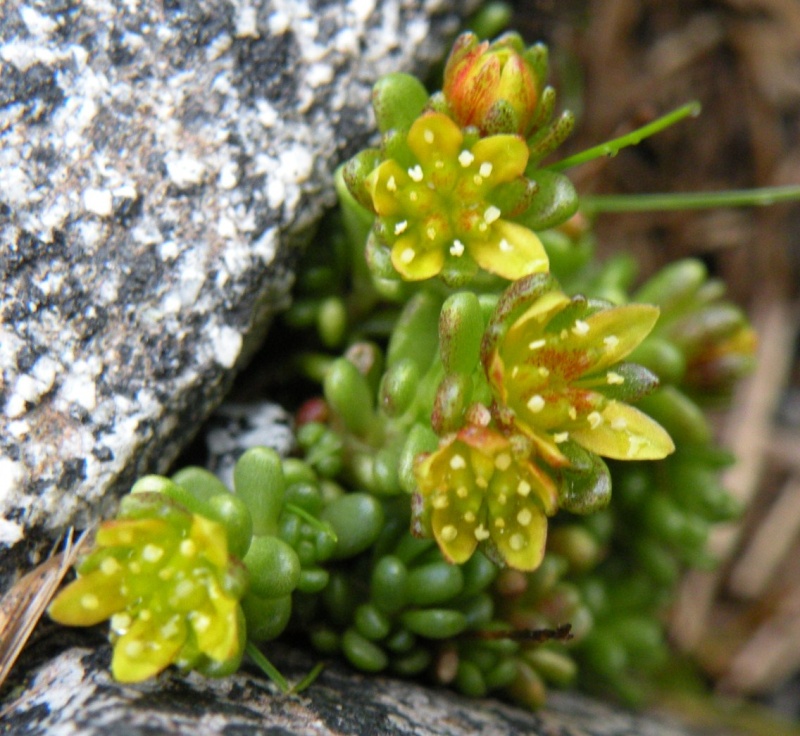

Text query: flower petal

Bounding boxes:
[570,400,675,460]
[471,135,529,181]
[366,160,407,216]
[48,570,127,626]
[407,112,464,161]
[575,304,660,374]
[391,234,445,280]
[487,477,548,572]
[112,616,185,683]
[469,220,549,280]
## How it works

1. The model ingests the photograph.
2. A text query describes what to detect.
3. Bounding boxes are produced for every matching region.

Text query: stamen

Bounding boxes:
[111,613,131,632]
[517,480,531,497]
[509,533,525,551]
[192,613,212,633]
[604,335,619,349]
[400,248,415,263]
[495,453,512,471]
[142,544,164,563]
[479,162,493,177]
[450,239,465,256]
[572,320,590,336]
[458,150,475,167]
[527,395,545,413]
[440,525,458,542]
[588,411,603,429]
[450,454,466,469]
[474,524,490,541]
[554,432,569,443]
[484,206,501,224]
[538,367,549,377]
[180,540,196,557]
[386,175,397,192]
[607,372,625,385]
[528,339,546,350]
[499,238,512,252]
[101,557,120,575]
[426,225,437,240]
[394,220,408,235]
[517,509,532,526]
[568,407,577,420]
[423,129,434,144]
[473,175,483,186]
[408,165,423,182]
[125,641,144,658]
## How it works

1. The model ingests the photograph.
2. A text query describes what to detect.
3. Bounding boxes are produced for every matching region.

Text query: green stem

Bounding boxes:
[582,185,800,214]
[547,101,701,172]
[291,661,326,693]
[285,503,338,543]
[246,641,290,693]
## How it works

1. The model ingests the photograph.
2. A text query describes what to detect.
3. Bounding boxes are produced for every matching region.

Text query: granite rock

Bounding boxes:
[0,0,476,588]
[1,634,696,736]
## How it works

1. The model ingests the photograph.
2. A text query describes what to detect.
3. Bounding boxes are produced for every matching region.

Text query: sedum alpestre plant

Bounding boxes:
[50,20,762,709]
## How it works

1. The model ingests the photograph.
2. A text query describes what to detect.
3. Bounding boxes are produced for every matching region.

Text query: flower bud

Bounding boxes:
[443,32,540,136]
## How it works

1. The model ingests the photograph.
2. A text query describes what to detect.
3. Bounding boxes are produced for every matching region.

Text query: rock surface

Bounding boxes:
[0,0,476,589]
[1,634,695,736]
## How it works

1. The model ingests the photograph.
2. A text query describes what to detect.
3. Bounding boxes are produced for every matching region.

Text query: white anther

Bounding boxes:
[440,525,458,542]
[111,613,132,633]
[604,335,619,348]
[499,238,513,252]
[474,525,490,541]
[509,534,525,551]
[607,372,625,385]
[394,220,408,235]
[479,162,493,177]
[572,320,590,336]
[517,509,533,526]
[192,613,212,633]
[426,226,437,240]
[538,367,550,377]
[142,544,164,563]
[588,411,603,429]
[386,175,397,192]
[459,150,475,167]
[495,453,512,471]
[554,432,569,443]
[81,594,99,610]
[484,206,501,224]
[101,557,120,575]
[433,495,449,509]
[450,239,465,257]
[180,540,196,557]
[408,165,423,182]
[400,248,415,263]
[450,454,466,469]
[517,480,531,497]
[423,129,435,144]
[528,339,546,350]
[527,395,545,413]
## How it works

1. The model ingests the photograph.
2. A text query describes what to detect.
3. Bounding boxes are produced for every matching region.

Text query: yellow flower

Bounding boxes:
[414,424,557,571]
[482,274,675,467]
[365,112,548,284]
[49,493,248,682]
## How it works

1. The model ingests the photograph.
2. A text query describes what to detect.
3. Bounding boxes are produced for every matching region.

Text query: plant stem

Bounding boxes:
[246,641,290,693]
[582,185,800,214]
[547,102,701,172]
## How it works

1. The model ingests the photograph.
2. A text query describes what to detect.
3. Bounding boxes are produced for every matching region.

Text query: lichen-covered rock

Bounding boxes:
[0,0,477,589]
[1,636,695,736]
